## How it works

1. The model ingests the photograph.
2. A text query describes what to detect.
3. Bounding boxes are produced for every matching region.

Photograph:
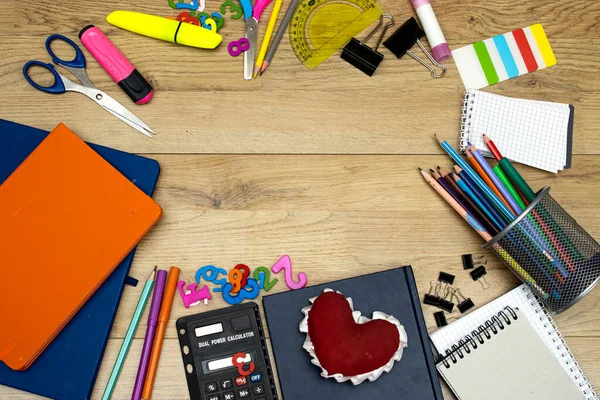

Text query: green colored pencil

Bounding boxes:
[101,266,156,400]
[493,164,527,209]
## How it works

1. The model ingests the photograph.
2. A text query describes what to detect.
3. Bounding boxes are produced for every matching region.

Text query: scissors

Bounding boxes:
[240,0,273,80]
[23,34,154,138]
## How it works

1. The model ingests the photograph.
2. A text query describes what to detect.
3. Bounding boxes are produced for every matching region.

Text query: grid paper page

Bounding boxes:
[459,90,572,173]
[430,285,598,400]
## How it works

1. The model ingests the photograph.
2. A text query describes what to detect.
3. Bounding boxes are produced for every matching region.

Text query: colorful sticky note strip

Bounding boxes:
[452,24,556,90]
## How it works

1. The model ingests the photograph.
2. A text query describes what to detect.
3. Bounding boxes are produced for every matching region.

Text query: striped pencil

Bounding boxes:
[419,168,548,298]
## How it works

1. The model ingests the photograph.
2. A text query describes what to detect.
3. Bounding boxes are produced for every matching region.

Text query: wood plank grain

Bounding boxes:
[1,0,599,154]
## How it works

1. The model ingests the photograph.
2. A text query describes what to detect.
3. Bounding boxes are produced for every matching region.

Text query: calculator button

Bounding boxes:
[223,392,235,400]
[205,382,219,393]
[249,372,261,383]
[221,379,233,390]
[237,388,251,398]
[253,384,265,396]
[206,395,221,400]
[230,315,251,331]
[235,376,247,386]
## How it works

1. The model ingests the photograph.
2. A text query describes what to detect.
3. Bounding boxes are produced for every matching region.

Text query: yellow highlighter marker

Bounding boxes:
[106,11,222,49]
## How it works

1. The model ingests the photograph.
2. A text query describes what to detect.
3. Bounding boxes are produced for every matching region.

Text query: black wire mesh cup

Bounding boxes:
[484,186,600,313]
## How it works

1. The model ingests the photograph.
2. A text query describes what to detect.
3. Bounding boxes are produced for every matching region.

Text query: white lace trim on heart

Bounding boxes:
[298,288,408,385]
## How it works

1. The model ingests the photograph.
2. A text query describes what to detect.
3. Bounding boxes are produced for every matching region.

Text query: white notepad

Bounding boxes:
[459,90,574,173]
[430,285,598,400]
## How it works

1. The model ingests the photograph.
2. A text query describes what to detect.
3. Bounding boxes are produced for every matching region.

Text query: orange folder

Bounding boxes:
[0,123,162,370]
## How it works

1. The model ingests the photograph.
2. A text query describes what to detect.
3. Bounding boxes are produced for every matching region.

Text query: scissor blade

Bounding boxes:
[77,87,154,137]
[244,18,258,80]
[102,106,154,138]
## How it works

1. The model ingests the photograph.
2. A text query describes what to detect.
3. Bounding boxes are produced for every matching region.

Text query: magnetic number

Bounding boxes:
[229,264,250,293]
[232,352,255,376]
[222,278,260,305]
[195,265,228,292]
[271,255,307,290]
[211,12,225,30]
[228,38,250,57]
[220,0,243,19]
[253,266,278,292]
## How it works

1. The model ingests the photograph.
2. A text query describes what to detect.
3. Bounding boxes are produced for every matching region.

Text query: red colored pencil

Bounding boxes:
[482,133,503,162]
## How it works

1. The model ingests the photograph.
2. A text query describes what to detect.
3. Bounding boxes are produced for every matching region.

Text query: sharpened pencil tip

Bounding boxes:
[149,265,157,280]
[429,168,435,173]
[417,167,423,171]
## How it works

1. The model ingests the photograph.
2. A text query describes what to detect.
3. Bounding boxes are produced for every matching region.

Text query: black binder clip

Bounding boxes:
[462,254,475,270]
[437,285,455,313]
[438,271,455,295]
[423,280,441,307]
[452,288,475,313]
[433,311,448,327]
[382,17,447,79]
[341,14,395,76]
[463,254,488,270]
[471,266,491,290]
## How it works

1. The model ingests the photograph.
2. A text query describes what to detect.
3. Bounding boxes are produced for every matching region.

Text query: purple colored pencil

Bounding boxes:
[132,269,167,400]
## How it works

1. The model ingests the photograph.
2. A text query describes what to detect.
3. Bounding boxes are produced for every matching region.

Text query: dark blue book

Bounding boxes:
[0,120,161,400]
[263,266,443,399]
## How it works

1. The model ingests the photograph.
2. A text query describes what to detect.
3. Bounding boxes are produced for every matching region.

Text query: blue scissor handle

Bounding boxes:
[22,61,66,94]
[238,0,252,20]
[45,34,86,69]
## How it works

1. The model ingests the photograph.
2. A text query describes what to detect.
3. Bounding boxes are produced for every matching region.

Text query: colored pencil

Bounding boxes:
[470,142,565,273]
[141,266,180,400]
[493,165,527,210]
[454,165,507,229]
[465,148,511,209]
[102,267,156,400]
[453,172,504,230]
[468,143,521,215]
[254,0,284,78]
[484,134,581,266]
[259,0,301,75]
[419,168,548,298]
[455,166,563,288]
[436,135,556,263]
[431,169,468,209]
[483,134,536,202]
[439,167,498,235]
[132,269,167,400]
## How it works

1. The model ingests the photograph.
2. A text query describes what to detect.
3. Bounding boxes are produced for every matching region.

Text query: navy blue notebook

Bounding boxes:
[0,120,161,400]
[263,266,443,399]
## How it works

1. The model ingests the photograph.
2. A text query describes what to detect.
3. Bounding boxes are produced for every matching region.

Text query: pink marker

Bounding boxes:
[79,25,153,104]
[410,0,451,63]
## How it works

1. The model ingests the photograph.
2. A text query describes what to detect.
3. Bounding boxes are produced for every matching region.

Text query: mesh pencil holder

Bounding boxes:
[484,186,600,314]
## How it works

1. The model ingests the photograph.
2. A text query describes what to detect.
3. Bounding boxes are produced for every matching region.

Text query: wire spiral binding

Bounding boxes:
[441,306,518,369]
[523,286,599,399]
[459,90,475,152]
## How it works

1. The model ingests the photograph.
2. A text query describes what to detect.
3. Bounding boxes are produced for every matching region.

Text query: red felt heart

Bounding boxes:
[307,292,400,377]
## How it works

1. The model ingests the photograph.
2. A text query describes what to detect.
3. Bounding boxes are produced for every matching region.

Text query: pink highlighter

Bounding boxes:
[79,25,153,104]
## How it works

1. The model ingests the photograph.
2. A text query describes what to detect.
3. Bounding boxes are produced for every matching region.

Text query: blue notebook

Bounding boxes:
[262,266,444,400]
[0,120,161,400]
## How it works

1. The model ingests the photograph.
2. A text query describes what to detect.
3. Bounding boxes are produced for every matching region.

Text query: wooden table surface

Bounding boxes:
[2,0,600,398]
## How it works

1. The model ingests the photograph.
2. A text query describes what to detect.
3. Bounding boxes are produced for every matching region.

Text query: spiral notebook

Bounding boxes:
[459,89,574,173]
[430,285,598,400]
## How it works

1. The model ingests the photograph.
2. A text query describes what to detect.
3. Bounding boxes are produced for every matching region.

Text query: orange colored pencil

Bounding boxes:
[464,148,511,209]
[141,266,180,400]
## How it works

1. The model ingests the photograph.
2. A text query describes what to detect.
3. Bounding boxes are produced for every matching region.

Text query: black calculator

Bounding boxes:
[177,302,277,400]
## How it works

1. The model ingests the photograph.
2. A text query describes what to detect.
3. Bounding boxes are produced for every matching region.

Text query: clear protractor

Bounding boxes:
[289,0,383,69]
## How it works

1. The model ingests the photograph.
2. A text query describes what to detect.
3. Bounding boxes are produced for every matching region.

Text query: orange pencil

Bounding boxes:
[464,148,511,209]
[141,266,180,400]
